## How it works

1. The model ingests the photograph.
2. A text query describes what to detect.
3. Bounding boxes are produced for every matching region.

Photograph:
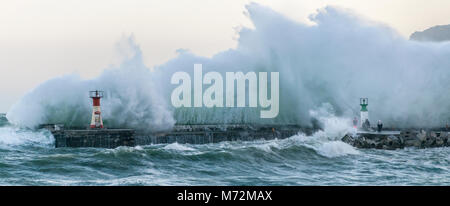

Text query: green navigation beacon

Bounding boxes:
[360,98,369,128]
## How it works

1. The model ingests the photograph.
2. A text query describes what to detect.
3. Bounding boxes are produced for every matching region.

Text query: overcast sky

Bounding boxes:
[1,0,450,112]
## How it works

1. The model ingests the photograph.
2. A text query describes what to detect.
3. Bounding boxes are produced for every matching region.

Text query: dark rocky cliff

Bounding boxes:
[410,24,450,42]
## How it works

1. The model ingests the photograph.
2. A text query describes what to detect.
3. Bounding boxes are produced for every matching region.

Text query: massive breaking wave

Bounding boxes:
[7,3,450,130]
[6,38,176,131]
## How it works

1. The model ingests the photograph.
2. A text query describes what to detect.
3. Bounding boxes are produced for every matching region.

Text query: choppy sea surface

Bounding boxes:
[0,116,449,186]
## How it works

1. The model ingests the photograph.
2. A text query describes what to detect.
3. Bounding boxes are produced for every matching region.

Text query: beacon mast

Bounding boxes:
[89,90,104,129]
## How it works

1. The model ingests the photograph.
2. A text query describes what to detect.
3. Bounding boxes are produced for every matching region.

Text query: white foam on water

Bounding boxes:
[317,141,359,158]
[294,106,359,157]
[253,105,360,158]
[163,142,196,152]
[198,107,359,157]
[253,141,282,153]
[0,126,54,148]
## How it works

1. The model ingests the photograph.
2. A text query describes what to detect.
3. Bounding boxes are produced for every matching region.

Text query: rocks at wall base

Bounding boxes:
[342,130,449,150]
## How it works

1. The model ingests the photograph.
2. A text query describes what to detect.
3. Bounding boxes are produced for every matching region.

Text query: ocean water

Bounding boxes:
[0,117,449,186]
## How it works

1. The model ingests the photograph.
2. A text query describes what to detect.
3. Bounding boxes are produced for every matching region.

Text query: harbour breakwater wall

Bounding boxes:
[44,124,312,148]
[41,124,450,149]
[52,129,135,148]
[134,124,312,145]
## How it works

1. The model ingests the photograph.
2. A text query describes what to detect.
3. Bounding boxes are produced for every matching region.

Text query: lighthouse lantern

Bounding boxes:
[360,98,369,127]
[89,90,104,129]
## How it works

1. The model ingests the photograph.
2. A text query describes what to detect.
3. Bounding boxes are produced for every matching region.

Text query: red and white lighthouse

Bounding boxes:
[89,90,104,129]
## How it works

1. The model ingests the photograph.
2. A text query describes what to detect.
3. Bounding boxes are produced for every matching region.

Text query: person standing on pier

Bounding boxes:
[353,117,358,128]
[362,119,370,130]
[377,120,383,132]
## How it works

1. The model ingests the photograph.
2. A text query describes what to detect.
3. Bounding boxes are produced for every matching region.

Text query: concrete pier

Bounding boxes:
[342,130,449,150]
[43,123,450,149]
[46,124,311,148]
[134,124,309,145]
[52,129,135,148]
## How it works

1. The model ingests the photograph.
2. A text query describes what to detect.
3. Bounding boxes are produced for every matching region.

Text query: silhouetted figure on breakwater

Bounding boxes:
[377,120,383,132]
[362,119,370,130]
